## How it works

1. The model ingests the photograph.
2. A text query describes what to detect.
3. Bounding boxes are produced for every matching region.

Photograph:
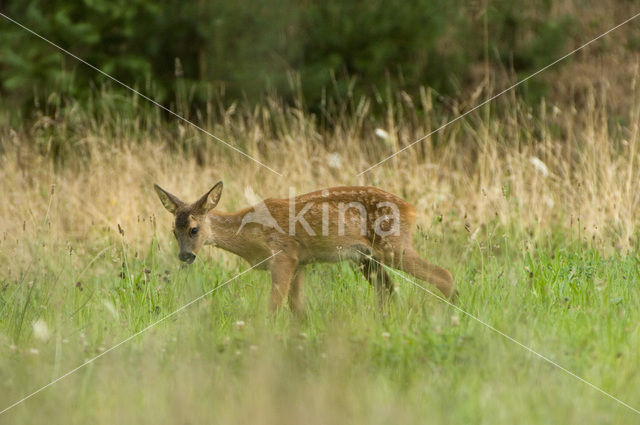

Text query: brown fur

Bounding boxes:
[154,183,456,313]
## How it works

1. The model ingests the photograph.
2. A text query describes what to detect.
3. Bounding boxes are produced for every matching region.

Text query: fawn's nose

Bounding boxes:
[179,252,196,264]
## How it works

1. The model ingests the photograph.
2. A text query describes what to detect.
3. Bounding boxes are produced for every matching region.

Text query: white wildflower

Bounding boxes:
[327,152,343,169]
[544,195,555,208]
[375,128,390,140]
[102,299,119,320]
[529,157,549,178]
[32,319,50,341]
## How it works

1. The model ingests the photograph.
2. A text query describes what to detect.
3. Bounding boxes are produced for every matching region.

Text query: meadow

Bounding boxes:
[0,77,639,424]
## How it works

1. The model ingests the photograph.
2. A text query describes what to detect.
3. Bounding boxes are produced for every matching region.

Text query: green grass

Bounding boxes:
[0,225,639,424]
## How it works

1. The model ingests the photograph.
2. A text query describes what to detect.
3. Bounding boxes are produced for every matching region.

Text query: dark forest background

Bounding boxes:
[1,0,639,118]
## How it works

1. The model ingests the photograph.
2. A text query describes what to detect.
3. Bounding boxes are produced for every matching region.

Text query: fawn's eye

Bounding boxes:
[189,227,199,237]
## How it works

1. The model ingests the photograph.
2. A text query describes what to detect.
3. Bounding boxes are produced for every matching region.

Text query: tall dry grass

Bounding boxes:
[0,69,639,272]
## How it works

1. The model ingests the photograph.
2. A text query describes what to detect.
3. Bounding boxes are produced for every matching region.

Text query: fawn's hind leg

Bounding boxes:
[385,248,456,300]
[288,268,305,315]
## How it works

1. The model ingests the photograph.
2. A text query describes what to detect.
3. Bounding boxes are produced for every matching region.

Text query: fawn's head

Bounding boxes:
[154,182,223,264]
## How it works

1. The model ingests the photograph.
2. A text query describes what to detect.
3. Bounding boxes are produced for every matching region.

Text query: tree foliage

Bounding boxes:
[0,0,579,110]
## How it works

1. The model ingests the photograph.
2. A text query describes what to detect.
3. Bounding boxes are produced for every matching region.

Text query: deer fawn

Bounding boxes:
[154,182,456,313]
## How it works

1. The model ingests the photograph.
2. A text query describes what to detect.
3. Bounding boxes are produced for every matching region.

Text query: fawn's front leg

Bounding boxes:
[269,254,298,313]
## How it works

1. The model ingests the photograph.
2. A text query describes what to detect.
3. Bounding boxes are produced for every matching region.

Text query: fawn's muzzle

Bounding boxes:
[179,252,196,264]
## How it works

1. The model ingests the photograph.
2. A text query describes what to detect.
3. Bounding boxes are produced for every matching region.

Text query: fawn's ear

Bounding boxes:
[154,184,184,214]
[194,181,223,214]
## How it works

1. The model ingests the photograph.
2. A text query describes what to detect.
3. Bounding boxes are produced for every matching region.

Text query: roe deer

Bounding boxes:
[154,182,456,313]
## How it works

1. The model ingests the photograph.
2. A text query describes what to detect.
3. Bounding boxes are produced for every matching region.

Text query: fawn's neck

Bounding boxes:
[206,209,254,257]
